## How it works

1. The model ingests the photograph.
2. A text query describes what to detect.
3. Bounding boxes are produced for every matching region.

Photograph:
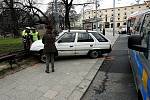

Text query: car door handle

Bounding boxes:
[90,45,93,47]
[70,46,73,47]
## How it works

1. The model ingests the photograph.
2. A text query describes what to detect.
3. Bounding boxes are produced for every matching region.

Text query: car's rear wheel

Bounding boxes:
[89,50,99,58]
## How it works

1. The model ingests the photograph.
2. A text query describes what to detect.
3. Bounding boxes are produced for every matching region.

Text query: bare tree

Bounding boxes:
[61,0,73,29]
[46,1,65,16]
[0,0,49,37]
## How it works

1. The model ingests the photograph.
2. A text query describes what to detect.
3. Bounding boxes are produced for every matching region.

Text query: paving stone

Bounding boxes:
[43,90,58,99]
[0,94,11,100]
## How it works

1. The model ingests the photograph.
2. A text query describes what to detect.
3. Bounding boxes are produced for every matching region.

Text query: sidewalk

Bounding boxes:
[0,32,119,100]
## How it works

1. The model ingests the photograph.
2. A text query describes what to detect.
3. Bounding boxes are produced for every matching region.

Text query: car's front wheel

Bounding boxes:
[89,50,99,59]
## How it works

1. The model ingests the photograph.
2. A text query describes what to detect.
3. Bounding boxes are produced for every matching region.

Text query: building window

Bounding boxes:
[100,15,101,18]
[118,18,120,20]
[118,13,120,16]
[131,7,134,9]
[105,22,110,28]
[117,23,120,27]
[105,10,107,12]
[94,11,96,13]
[124,16,127,19]
[124,8,126,10]
[89,12,90,14]
[112,14,114,16]
[111,23,113,28]
[139,6,141,8]
[123,22,126,25]
[105,15,107,22]
[112,9,113,11]
[89,17,90,19]
[131,12,133,14]
[124,12,126,15]
[93,25,96,29]
[118,9,120,11]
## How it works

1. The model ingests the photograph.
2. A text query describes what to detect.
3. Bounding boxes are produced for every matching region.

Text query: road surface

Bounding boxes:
[81,35,138,100]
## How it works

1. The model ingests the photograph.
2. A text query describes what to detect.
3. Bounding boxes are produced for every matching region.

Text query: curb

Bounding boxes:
[67,58,104,100]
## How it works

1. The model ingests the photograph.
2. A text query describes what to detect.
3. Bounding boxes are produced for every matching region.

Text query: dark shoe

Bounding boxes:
[45,70,50,73]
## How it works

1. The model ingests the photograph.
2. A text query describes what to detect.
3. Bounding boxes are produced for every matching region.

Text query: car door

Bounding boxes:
[75,32,95,55]
[55,32,76,56]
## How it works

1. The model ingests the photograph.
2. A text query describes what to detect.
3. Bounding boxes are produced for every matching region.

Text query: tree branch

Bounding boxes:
[24,5,48,22]
[3,0,10,7]
[61,0,67,5]
[68,0,73,6]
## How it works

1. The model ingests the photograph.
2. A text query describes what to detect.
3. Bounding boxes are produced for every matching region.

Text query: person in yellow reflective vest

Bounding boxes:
[22,27,32,50]
[30,28,40,42]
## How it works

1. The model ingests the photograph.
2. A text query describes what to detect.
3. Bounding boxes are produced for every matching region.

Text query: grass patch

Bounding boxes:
[0,38,24,55]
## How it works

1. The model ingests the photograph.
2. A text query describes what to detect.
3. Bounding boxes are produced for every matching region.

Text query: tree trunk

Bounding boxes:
[65,8,71,30]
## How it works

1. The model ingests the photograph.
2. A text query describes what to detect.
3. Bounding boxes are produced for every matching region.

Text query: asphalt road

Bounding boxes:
[81,35,138,100]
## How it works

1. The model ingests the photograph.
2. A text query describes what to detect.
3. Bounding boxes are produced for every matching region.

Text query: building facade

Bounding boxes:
[83,3,149,30]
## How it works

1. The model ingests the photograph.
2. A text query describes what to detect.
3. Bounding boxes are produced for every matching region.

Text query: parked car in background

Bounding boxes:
[30,30,112,62]
[118,25,127,34]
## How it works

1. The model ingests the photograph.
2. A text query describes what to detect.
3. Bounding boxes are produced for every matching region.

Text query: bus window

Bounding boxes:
[140,14,150,59]
[133,15,143,33]
[127,17,136,34]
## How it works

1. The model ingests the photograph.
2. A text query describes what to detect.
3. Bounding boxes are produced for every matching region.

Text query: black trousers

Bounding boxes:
[45,53,54,71]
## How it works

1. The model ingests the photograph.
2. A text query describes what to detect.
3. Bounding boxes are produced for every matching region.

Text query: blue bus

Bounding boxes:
[128,9,150,100]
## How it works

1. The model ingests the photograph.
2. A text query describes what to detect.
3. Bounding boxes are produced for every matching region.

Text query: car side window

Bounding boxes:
[133,15,143,33]
[91,32,108,42]
[77,32,94,42]
[140,14,150,59]
[58,32,76,43]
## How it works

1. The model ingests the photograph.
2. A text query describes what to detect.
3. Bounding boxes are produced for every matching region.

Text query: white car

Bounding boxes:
[30,30,112,62]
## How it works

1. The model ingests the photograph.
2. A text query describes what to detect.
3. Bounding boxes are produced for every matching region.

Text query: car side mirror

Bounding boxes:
[128,35,147,52]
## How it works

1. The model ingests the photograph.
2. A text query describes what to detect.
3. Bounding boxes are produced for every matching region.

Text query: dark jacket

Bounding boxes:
[42,33,57,54]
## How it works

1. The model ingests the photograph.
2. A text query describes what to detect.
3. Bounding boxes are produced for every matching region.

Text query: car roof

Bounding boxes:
[56,30,98,40]
[62,30,97,33]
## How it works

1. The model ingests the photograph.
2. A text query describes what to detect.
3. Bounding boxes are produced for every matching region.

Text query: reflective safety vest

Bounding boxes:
[22,30,27,36]
[31,32,39,42]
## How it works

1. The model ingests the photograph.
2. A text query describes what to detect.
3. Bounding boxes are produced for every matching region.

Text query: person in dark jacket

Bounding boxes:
[42,25,57,73]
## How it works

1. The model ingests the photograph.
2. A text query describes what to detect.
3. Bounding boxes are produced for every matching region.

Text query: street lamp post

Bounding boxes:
[113,0,115,36]
[95,0,98,32]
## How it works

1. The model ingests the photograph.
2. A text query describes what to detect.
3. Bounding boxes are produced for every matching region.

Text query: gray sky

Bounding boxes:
[38,0,145,13]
